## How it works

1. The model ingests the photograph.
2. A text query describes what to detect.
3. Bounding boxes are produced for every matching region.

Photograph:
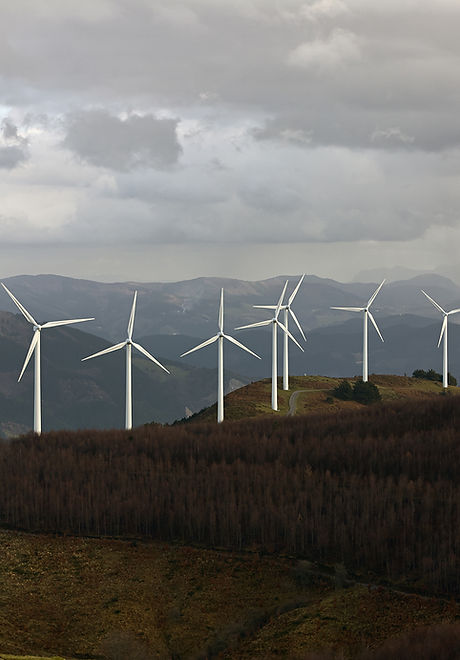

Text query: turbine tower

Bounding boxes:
[236,280,304,411]
[180,289,260,423]
[253,274,306,390]
[1,282,94,435]
[421,289,460,389]
[331,280,385,382]
[82,291,170,430]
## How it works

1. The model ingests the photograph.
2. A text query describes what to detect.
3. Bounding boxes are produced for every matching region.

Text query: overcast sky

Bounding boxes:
[1,0,460,283]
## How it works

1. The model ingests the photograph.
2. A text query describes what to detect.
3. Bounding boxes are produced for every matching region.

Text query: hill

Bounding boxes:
[1,396,460,657]
[0,529,459,660]
[185,373,459,423]
[1,395,459,596]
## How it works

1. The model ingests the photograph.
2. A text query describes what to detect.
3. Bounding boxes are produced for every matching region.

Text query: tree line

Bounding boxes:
[0,395,459,595]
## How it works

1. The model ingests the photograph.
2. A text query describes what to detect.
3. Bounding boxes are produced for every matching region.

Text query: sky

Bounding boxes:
[1,0,460,283]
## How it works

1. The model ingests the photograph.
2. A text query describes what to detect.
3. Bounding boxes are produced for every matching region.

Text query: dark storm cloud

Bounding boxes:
[62,110,182,170]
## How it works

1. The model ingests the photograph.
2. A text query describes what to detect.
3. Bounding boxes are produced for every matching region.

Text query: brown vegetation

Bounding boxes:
[0,530,459,659]
[0,395,459,596]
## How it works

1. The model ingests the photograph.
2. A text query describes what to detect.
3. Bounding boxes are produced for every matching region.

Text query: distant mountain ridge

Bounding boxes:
[1,272,460,342]
[0,272,459,434]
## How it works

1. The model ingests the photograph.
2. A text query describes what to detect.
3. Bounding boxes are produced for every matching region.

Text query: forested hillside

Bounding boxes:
[1,395,459,596]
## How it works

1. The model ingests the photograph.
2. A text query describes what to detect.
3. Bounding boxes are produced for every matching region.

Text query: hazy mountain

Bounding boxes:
[0,273,459,435]
[0,312,248,436]
[162,314,460,383]
[1,272,460,342]
[353,266,438,283]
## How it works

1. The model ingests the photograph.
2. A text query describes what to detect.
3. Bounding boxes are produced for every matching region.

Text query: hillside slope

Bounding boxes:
[187,373,458,422]
[0,530,458,660]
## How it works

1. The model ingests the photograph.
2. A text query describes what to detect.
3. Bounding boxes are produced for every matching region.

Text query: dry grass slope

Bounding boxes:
[188,374,458,422]
[0,530,459,659]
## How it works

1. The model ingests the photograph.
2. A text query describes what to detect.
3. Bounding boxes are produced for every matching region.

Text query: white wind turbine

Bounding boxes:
[331,280,385,382]
[236,280,304,411]
[180,288,260,423]
[421,289,460,389]
[82,291,170,430]
[253,274,306,390]
[1,282,94,435]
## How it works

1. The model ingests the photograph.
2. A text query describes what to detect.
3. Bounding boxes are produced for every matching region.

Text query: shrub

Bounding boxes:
[332,380,354,400]
[353,380,381,404]
[412,369,457,386]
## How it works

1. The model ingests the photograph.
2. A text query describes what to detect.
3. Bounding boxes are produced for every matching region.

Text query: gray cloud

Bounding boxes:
[0,146,29,169]
[0,118,29,169]
[0,1,460,283]
[62,110,182,170]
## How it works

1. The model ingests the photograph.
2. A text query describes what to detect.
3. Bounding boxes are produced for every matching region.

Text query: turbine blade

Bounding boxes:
[289,308,306,342]
[447,308,460,315]
[276,320,304,352]
[1,283,37,325]
[367,279,386,308]
[421,290,446,315]
[235,319,272,330]
[218,289,224,333]
[81,341,127,361]
[41,317,94,329]
[438,316,447,348]
[223,333,261,359]
[253,305,277,309]
[288,273,305,305]
[368,311,384,342]
[275,281,289,319]
[18,331,39,382]
[180,334,219,357]
[132,342,170,374]
[127,291,137,340]
[330,306,364,312]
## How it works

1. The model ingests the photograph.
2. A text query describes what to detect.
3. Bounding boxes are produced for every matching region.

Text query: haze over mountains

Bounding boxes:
[0,271,459,435]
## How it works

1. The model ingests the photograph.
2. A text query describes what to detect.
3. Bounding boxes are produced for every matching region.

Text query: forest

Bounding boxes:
[0,394,459,596]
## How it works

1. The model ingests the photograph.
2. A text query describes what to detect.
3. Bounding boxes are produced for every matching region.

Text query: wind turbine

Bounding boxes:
[1,282,94,435]
[331,280,385,382]
[82,291,170,430]
[236,280,304,411]
[253,274,306,390]
[180,288,260,423]
[421,289,460,389]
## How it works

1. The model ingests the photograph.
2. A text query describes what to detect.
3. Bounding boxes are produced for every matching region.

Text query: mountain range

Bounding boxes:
[0,271,458,435]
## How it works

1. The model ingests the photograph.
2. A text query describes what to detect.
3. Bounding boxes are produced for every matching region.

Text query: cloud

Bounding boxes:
[287,29,361,73]
[62,110,182,171]
[300,0,349,22]
[370,127,415,146]
[2,0,460,287]
[0,118,29,169]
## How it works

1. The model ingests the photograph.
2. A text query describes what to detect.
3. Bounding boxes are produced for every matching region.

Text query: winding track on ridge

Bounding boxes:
[287,389,308,416]
[287,387,332,416]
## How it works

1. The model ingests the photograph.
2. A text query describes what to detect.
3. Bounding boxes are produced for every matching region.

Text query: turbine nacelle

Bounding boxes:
[81,291,170,430]
[330,279,386,344]
[331,280,385,382]
[1,281,94,433]
[253,274,307,342]
[180,288,260,423]
[421,289,460,348]
[236,280,305,352]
